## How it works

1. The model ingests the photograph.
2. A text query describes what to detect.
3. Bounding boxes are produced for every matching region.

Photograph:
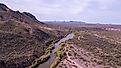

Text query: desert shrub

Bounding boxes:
[30,52,50,68]
[50,43,65,68]
[30,39,56,68]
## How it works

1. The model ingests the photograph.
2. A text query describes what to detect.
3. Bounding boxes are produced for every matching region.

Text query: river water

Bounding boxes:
[38,33,74,68]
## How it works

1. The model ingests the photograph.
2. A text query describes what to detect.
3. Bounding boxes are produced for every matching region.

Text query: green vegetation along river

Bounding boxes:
[38,33,74,68]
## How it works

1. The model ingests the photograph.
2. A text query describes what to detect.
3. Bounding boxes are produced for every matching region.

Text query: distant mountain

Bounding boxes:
[0,3,56,68]
[45,21,86,25]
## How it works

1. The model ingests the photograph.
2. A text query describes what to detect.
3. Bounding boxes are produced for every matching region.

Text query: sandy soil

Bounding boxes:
[57,44,109,68]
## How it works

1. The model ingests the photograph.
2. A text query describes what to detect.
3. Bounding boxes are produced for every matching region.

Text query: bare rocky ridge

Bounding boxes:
[0,3,45,25]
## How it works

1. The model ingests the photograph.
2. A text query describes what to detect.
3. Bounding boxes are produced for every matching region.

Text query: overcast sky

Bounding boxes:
[1,0,121,24]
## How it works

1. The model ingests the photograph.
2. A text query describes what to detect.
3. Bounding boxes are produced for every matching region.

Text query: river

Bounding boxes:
[38,33,74,68]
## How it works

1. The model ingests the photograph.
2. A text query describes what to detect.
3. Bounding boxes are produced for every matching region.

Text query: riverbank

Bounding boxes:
[50,43,65,68]
[29,39,58,68]
[30,33,74,68]
[50,33,75,68]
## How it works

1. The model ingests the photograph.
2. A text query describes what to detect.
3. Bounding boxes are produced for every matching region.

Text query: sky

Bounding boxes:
[1,0,121,24]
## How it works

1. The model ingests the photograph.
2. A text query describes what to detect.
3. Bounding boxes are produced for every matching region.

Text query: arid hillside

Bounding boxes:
[0,3,59,68]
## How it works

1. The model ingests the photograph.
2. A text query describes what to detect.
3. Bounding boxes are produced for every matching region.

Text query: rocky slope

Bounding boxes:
[0,3,57,68]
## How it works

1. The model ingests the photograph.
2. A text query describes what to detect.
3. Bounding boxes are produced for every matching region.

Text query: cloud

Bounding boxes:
[0,0,121,24]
